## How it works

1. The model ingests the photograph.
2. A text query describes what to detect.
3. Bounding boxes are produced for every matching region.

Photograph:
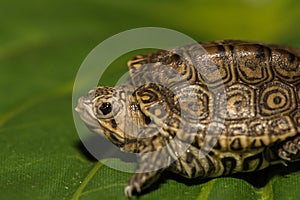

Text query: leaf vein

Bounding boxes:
[196,179,216,200]
[258,180,274,200]
[81,182,125,197]
[71,161,103,200]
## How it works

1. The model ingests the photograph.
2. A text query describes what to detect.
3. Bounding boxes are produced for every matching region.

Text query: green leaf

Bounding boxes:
[1,0,300,200]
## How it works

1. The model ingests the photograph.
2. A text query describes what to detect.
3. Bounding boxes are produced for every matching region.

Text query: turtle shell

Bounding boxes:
[127,40,300,152]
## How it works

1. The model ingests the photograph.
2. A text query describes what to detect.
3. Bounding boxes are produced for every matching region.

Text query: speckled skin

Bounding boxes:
[76,41,300,197]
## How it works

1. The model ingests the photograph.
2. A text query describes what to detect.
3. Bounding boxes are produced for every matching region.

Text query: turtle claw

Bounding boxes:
[124,185,133,198]
[278,148,291,161]
[124,168,162,197]
[124,180,142,198]
[125,173,143,198]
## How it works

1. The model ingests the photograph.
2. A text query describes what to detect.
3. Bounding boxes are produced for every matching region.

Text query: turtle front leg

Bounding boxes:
[278,136,300,162]
[124,135,170,197]
[124,168,163,197]
[124,149,168,197]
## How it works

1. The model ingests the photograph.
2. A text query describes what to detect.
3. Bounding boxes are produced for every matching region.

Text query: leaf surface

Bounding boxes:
[1,0,300,200]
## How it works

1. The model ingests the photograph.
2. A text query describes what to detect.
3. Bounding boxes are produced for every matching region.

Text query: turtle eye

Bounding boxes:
[99,102,112,115]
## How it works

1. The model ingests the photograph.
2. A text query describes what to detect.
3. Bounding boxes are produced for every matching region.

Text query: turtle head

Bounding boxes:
[76,86,127,148]
[76,86,144,151]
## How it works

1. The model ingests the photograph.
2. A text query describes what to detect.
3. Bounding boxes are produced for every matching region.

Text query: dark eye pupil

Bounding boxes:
[99,102,112,115]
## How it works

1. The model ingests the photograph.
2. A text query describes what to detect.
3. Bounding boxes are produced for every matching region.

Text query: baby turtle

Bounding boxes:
[76,40,300,197]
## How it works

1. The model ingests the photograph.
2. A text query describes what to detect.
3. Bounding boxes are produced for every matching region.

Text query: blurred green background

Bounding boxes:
[1,0,300,199]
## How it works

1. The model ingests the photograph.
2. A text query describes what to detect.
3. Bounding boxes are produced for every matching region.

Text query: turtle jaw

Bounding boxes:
[75,93,103,135]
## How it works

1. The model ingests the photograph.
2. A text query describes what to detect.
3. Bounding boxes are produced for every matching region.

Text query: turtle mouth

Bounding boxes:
[75,93,103,134]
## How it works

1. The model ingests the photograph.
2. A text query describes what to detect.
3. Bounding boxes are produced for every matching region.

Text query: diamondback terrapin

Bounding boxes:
[75,40,300,197]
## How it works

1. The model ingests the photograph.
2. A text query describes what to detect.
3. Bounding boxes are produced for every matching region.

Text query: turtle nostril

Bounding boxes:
[99,102,112,115]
